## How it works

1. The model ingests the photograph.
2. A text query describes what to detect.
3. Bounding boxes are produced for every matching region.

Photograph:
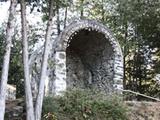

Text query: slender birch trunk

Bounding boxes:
[80,0,84,19]
[56,3,60,35]
[123,23,128,90]
[20,0,35,120]
[63,6,68,29]
[35,0,54,119]
[0,0,17,119]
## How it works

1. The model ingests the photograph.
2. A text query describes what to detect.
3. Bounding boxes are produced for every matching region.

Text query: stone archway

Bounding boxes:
[53,20,123,94]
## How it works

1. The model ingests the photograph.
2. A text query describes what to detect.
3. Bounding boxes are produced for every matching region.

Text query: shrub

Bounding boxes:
[42,89,128,120]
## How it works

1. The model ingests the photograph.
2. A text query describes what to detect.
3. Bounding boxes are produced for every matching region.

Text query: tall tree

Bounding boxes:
[115,0,160,98]
[80,0,84,19]
[63,6,68,28]
[20,0,35,119]
[0,0,17,119]
[35,0,54,119]
[56,0,61,35]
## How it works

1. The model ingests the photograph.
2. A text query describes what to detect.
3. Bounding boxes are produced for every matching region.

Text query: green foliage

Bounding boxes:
[41,0,71,22]
[0,22,44,97]
[103,0,160,99]
[42,89,128,120]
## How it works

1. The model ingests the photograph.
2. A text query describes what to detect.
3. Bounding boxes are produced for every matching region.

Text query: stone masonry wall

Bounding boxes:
[6,84,16,100]
[52,19,124,94]
[29,19,124,95]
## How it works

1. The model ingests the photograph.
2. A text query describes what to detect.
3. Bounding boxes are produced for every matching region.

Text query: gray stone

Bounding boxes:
[29,19,124,95]
[51,19,124,94]
[6,84,16,100]
[59,53,65,59]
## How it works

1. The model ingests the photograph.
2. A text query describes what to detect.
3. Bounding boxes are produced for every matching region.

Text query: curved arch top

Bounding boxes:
[57,19,122,55]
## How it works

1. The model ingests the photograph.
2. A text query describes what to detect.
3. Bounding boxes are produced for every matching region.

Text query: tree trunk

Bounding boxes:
[80,0,84,19]
[56,3,60,35]
[101,0,105,22]
[123,23,128,89]
[0,0,17,119]
[64,7,68,29]
[20,0,35,120]
[35,0,54,119]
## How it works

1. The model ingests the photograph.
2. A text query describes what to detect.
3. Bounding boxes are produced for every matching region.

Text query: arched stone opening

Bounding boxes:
[53,20,123,95]
[66,29,114,93]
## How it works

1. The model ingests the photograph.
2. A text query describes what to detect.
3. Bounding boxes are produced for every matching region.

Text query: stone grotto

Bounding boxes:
[29,19,124,97]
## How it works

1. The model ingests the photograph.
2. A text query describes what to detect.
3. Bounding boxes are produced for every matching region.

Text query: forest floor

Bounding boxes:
[126,101,160,120]
[5,99,160,120]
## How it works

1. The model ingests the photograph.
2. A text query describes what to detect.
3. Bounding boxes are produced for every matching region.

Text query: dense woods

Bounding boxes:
[0,0,160,119]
